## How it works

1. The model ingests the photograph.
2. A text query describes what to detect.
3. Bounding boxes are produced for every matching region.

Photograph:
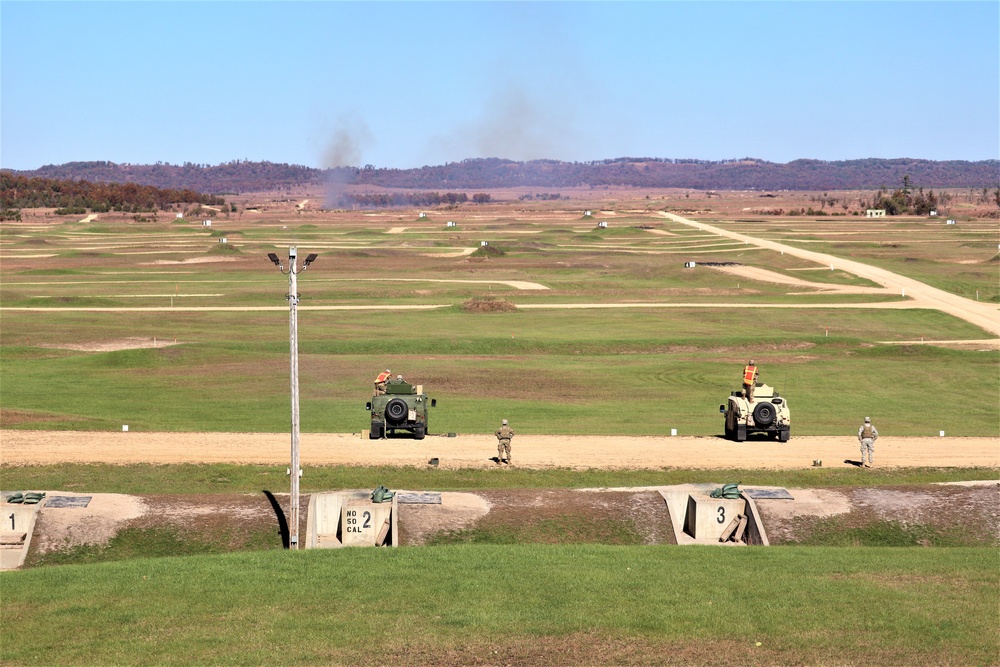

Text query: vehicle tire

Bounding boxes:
[385,398,408,423]
[736,424,747,442]
[370,422,384,439]
[724,424,733,440]
[779,428,790,443]
[753,402,776,427]
[414,424,426,440]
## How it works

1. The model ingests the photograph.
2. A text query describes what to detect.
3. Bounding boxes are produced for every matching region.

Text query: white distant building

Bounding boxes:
[597,221,608,228]
[866,209,886,218]
[480,241,489,246]
[446,221,457,227]
[176,213,183,219]
[203,220,212,227]
[418,212,428,219]
[929,210,938,216]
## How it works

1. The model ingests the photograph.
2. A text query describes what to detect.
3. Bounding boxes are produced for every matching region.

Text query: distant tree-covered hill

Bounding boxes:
[349,157,999,191]
[7,157,998,194]
[8,160,322,195]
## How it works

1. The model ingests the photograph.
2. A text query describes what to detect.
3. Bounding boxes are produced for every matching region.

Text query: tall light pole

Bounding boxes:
[268,247,318,550]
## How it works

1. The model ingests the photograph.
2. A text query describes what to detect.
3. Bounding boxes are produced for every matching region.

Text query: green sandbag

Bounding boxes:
[710,483,740,499]
[6,492,24,504]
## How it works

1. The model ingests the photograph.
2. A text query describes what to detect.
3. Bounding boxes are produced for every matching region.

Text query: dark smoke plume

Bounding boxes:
[323,116,373,208]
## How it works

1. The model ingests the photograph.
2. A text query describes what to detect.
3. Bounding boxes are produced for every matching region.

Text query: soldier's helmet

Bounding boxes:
[864,416,871,422]
[502,419,508,425]
[386,369,391,373]
[748,359,755,365]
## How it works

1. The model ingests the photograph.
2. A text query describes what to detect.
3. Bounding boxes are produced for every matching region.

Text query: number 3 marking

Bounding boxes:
[717,507,726,524]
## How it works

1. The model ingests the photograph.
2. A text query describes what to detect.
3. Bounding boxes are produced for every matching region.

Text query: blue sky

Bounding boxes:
[2,1,997,170]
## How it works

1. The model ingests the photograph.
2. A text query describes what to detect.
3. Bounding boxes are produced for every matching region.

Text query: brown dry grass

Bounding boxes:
[460,297,518,313]
[369,633,963,667]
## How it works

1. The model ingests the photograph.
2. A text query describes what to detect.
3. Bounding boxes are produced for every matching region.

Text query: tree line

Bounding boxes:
[863,175,941,216]
[337,191,491,208]
[0,173,225,213]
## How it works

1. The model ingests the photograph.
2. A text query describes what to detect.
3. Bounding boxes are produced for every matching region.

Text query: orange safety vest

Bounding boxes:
[743,365,758,385]
[375,371,391,383]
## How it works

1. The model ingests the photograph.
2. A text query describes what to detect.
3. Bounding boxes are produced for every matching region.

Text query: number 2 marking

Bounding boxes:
[362,511,371,528]
[717,507,726,524]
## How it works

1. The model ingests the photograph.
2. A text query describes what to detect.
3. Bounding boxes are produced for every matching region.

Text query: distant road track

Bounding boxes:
[661,212,1000,337]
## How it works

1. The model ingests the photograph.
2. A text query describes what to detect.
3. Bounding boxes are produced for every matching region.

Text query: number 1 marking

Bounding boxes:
[8,513,14,530]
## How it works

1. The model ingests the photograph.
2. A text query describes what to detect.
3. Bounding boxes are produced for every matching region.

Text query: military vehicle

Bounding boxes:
[366,378,436,439]
[719,383,790,442]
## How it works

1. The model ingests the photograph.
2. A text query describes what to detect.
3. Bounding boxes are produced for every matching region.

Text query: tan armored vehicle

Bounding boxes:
[720,383,791,442]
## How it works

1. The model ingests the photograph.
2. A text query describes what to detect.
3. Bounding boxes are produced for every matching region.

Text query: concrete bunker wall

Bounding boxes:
[306,491,398,549]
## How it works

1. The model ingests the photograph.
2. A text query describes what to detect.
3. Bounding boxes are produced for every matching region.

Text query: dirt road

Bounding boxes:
[662,212,1000,337]
[706,265,891,295]
[2,431,996,469]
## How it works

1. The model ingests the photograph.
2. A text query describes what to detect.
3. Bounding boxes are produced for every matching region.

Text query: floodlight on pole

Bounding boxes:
[267,246,317,550]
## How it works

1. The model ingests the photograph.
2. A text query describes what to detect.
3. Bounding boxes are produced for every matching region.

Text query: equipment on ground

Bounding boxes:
[719,383,791,442]
[366,378,436,439]
[6,492,45,505]
[710,483,741,499]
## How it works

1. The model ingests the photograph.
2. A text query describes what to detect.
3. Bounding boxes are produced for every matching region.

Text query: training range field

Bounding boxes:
[1,191,998,666]
[1,193,998,438]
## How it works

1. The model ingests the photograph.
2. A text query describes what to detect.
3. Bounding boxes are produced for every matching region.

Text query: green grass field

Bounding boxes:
[2,546,996,666]
[2,306,996,435]
[2,204,997,665]
[3,462,993,496]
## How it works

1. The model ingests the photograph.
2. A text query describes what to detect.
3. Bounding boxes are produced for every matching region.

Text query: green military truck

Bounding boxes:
[719,383,791,442]
[366,378,436,439]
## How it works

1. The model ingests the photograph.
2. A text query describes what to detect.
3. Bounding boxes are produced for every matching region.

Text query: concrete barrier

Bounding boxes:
[306,490,398,549]
[1,497,41,570]
[658,483,770,546]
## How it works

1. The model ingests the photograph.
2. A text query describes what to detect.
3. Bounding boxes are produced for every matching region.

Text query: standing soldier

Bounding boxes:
[857,416,878,468]
[742,359,759,403]
[373,369,391,396]
[495,419,514,465]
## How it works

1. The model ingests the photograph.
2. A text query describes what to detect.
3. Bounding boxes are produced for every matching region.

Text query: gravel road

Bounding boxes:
[3,431,997,470]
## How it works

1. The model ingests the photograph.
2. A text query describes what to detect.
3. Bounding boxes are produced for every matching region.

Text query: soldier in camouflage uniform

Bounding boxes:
[857,416,878,468]
[496,419,514,464]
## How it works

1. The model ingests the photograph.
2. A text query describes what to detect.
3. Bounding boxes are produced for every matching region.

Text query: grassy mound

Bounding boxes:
[461,296,518,313]
[469,245,506,258]
[207,243,242,255]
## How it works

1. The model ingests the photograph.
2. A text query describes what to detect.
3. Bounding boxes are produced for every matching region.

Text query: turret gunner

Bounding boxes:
[374,369,391,396]
[742,359,759,403]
